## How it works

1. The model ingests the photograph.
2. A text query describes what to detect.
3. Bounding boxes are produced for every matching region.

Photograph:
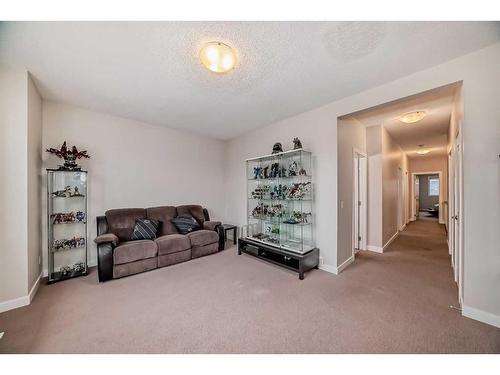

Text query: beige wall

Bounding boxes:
[0,65,29,306]
[381,126,407,245]
[27,75,43,291]
[0,66,42,310]
[337,117,366,265]
[408,155,448,224]
[42,101,226,272]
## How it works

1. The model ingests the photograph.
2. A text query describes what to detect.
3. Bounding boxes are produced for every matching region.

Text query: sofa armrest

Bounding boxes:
[94,233,119,246]
[203,220,221,231]
[96,215,114,282]
[96,243,114,282]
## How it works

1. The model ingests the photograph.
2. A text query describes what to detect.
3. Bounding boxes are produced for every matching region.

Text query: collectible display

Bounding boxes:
[293,137,303,150]
[50,211,86,224]
[47,169,88,283]
[52,236,86,251]
[51,185,85,198]
[245,149,315,253]
[46,141,90,171]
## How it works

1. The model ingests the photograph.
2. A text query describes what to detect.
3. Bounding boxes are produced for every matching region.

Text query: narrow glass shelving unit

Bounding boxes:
[47,169,88,283]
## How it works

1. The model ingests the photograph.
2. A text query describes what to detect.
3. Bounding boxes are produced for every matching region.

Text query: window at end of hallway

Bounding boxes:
[429,177,439,196]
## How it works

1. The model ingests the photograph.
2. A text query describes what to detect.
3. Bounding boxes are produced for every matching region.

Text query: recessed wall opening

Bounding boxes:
[336,81,464,303]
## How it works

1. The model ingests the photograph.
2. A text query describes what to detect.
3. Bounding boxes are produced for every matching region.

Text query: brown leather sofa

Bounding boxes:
[94,205,224,282]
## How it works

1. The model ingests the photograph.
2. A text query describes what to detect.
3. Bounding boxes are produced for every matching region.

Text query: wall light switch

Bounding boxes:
[340,200,344,209]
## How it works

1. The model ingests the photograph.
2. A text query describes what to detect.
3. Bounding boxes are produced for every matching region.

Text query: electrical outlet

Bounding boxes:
[319,257,324,265]
[38,255,41,265]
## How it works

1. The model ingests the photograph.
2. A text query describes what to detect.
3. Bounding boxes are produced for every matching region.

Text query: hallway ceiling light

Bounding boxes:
[399,111,426,124]
[199,42,237,73]
[416,149,430,155]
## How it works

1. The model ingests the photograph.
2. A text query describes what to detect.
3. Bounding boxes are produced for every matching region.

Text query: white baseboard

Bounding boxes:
[383,231,399,251]
[462,305,500,329]
[319,263,337,275]
[0,273,42,314]
[29,273,42,303]
[0,295,29,314]
[336,255,355,274]
[367,245,383,253]
[320,255,355,275]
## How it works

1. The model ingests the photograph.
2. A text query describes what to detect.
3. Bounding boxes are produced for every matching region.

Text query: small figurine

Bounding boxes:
[75,211,86,222]
[270,163,279,178]
[70,186,85,197]
[60,265,72,276]
[52,186,72,197]
[293,137,302,150]
[263,165,269,179]
[253,166,263,179]
[288,161,299,176]
[73,262,85,273]
[272,142,283,154]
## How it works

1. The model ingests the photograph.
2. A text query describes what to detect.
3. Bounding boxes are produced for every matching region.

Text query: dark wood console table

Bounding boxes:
[238,238,319,280]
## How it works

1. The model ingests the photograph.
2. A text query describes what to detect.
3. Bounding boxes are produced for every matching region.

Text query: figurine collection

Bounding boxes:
[52,236,86,251]
[59,262,86,277]
[52,185,85,198]
[253,160,306,180]
[50,211,86,224]
[250,181,311,201]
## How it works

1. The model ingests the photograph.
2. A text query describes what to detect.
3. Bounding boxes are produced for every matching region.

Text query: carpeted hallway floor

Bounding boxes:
[1,218,499,353]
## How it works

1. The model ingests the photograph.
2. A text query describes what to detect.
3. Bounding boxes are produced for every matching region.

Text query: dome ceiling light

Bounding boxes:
[199,41,237,73]
[399,111,426,124]
[416,144,430,155]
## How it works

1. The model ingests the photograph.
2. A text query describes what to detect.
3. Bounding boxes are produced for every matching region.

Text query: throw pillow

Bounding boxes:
[131,218,160,240]
[172,214,200,234]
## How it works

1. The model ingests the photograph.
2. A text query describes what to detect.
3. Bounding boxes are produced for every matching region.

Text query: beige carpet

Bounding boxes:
[1,219,499,353]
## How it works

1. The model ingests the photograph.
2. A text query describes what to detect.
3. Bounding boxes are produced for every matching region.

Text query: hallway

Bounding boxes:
[349,217,500,352]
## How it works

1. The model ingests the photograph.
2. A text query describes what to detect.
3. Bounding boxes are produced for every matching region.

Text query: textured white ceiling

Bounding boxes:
[0,21,498,140]
[353,84,458,157]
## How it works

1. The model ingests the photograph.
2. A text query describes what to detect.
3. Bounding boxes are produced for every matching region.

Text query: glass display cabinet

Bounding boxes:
[47,169,88,283]
[238,149,319,279]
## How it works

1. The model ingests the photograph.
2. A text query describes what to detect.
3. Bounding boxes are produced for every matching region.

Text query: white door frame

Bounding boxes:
[410,171,444,224]
[450,129,464,304]
[352,148,367,256]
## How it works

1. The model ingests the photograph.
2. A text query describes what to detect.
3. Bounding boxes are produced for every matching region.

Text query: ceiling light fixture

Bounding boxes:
[199,41,237,73]
[416,144,430,155]
[399,111,426,124]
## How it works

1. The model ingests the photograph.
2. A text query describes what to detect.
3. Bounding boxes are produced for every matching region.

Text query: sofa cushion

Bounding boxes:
[177,205,205,226]
[155,234,191,255]
[146,206,178,236]
[172,214,200,234]
[106,208,146,241]
[113,240,158,265]
[131,218,160,240]
[187,229,218,247]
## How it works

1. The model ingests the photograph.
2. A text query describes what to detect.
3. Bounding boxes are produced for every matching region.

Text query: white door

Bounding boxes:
[353,151,367,252]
